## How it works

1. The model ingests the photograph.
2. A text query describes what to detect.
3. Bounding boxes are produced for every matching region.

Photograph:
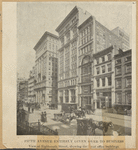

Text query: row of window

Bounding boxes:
[48,37,58,44]
[80,35,92,46]
[96,63,111,75]
[59,79,77,88]
[49,43,58,51]
[96,77,112,87]
[116,92,131,105]
[79,43,92,55]
[96,53,111,64]
[116,64,131,75]
[60,28,77,47]
[80,25,91,38]
[115,56,131,65]
[116,77,131,88]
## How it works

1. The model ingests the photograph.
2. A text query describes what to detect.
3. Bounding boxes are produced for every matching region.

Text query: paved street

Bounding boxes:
[23,105,131,135]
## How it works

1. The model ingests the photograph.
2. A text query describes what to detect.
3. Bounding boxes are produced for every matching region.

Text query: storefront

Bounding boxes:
[96,90,112,109]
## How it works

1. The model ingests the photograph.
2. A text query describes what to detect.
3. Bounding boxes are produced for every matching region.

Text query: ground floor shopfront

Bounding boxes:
[93,88,115,109]
[58,86,78,104]
[34,88,57,105]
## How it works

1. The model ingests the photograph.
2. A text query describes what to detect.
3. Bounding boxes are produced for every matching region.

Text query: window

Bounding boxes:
[116,79,121,88]
[96,58,99,64]
[97,79,100,87]
[82,85,91,94]
[96,67,100,74]
[102,78,105,86]
[108,76,112,86]
[49,43,51,49]
[101,56,105,62]
[102,66,105,73]
[107,53,111,60]
[125,56,131,62]
[126,77,131,88]
[107,63,111,72]
[115,59,121,64]
[66,32,70,43]
[116,67,121,75]
[116,93,122,104]
[126,92,131,105]
[125,64,131,73]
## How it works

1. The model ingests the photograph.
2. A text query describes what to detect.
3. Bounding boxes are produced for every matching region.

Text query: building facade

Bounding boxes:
[33,31,59,105]
[93,46,116,109]
[56,6,92,106]
[28,67,35,103]
[114,49,131,106]
[112,27,130,51]
[56,6,130,109]
[19,80,28,102]
[17,73,28,101]
[78,16,94,108]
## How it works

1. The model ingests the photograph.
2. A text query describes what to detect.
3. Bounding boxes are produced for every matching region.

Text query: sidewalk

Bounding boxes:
[86,109,131,128]
[94,109,131,121]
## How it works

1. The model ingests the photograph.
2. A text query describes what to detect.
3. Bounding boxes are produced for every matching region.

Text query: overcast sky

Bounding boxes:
[17,2,132,78]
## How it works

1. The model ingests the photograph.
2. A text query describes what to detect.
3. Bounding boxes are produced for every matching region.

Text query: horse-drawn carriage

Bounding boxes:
[49,103,57,109]
[84,104,95,114]
[54,103,80,124]
[54,112,76,124]
[53,103,95,124]
[77,118,114,135]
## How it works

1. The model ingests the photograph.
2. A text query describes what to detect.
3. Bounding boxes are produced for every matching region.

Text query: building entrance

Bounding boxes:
[81,97,91,108]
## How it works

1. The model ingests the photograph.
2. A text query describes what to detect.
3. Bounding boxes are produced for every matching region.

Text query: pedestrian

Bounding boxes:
[44,111,47,122]
[32,107,34,113]
[41,112,44,122]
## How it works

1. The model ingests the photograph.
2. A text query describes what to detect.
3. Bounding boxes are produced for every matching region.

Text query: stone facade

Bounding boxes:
[33,31,59,105]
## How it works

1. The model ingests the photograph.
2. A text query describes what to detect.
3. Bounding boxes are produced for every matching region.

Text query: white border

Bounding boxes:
[2,2,136,148]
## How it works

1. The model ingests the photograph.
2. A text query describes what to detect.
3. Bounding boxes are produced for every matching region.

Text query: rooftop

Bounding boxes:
[34,31,58,50]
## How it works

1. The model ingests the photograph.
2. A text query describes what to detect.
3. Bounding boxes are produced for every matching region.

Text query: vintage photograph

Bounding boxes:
[17,2,132,136]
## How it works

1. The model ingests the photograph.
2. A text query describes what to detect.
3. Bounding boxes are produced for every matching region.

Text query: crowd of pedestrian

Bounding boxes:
[41,111,47,122]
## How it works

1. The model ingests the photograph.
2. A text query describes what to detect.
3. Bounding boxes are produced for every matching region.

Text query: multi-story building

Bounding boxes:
[19,80,28,101]
[28,67,35,103]
[112,27,130,51]
[33,31,59,106]
[56,6,91,106]
[56,6,130,109]
[93,46,116,109]
[78,16,94,108]
[114,49,131,106]
[17,73,28,101]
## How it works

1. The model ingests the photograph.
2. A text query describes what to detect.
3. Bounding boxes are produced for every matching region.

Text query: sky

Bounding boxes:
[17,2,133,78]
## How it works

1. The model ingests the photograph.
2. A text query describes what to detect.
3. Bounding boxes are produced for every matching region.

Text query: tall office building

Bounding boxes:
[33,31,59,106]
[28,67,35,103]
[56,6,92,106]
[56,6,130,109]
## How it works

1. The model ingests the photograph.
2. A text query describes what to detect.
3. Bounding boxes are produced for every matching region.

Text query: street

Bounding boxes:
[23,104,131,136]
